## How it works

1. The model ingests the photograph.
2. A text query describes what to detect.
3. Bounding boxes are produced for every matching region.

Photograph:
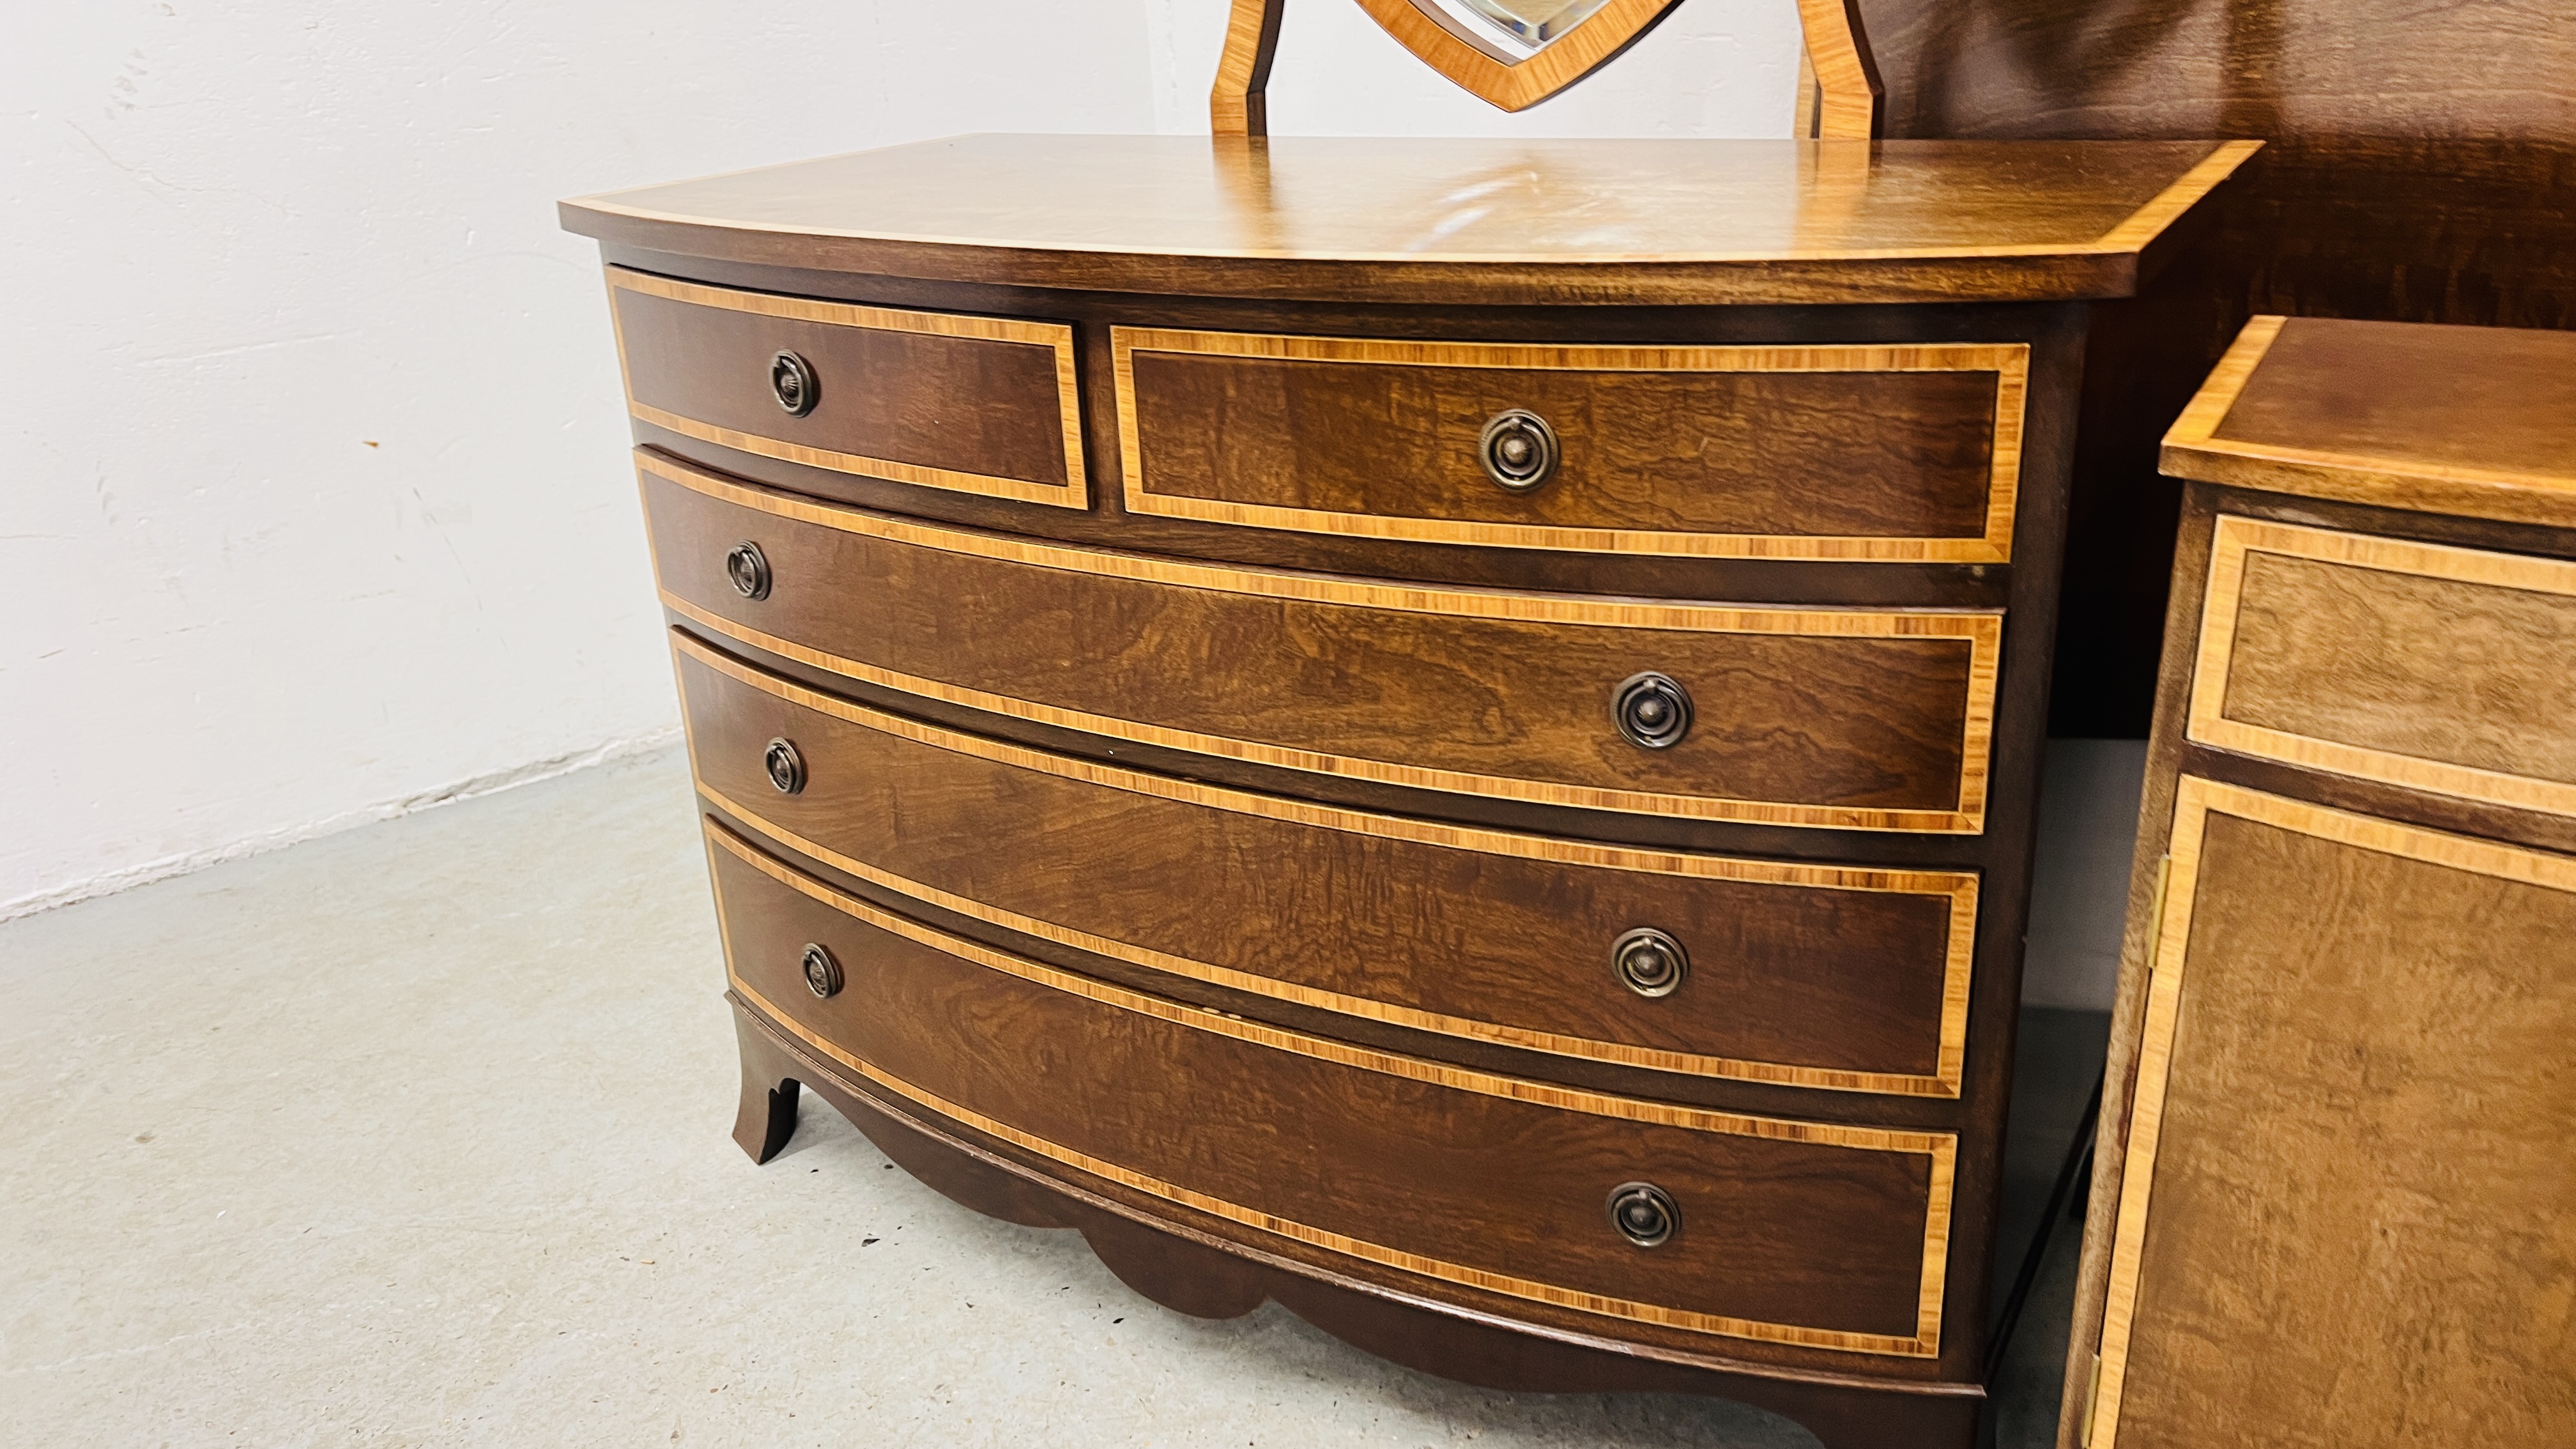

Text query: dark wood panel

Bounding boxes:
[1858,0,2576,735]
[729,1004,1991,1449]
[1123,337,2011,556]
[640,454,2000,832]
[610,269,1078,503]
[675,636,1976,1095]
[560,134,2251,307]
[704,825,1953,1355]
[2092,785,2576,1447]
[601,269,2098,613]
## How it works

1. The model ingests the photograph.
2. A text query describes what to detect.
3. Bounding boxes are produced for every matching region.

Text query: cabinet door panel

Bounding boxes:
[2090,779,2576,1448]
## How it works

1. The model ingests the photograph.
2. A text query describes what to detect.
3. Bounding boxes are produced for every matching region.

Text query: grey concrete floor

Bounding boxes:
[2,746,2089,1447]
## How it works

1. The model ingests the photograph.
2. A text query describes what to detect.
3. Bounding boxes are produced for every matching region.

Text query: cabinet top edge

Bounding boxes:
[559,134,2258,307]
[2163,315,2576,530]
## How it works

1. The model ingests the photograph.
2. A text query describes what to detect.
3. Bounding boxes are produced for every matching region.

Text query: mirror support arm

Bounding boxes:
[1211,0,1287,137]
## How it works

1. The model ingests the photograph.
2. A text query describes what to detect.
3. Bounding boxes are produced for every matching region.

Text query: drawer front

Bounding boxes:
[705,821,1957,1358]
[676,634,1978,1096]
[642,453,2002,832]
[608,267,1085,507]
[1114,328,2028,561]
[2191,516,2576,816]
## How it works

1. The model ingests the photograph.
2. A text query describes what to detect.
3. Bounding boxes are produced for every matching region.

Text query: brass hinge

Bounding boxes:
[2080,1351,2103,1446]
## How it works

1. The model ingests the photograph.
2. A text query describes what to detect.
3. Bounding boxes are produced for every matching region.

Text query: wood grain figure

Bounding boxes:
[2087,779,2576,1447]
[1115,328,2027,561]
[608,268,1085,507]
[560,134,2257,309]
[2165,317,2576,528]
[640,452,2003,833]
[2189,514,2576,819]
[707,820,1958,1357]
[673,632,1980,1096]
[1857,0,2576,733]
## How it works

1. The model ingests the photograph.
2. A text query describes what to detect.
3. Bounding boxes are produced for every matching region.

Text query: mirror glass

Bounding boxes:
[1412,0,1618,59]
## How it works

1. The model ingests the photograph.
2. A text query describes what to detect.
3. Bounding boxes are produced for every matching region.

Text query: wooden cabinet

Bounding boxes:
[2066,318,2576,1448]
[563,130,2250,1448]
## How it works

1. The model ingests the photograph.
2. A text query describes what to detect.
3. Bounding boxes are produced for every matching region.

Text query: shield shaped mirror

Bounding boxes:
[1211,0,1880,135]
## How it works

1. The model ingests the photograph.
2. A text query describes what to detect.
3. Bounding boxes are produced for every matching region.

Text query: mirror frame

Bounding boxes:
[1211,0,1881,137]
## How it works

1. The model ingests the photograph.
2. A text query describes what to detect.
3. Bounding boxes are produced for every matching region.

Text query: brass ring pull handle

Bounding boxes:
[763,737,806,795]
[1606,1182,1678,1248]
[770,349,818,417]
[1611,927,1687,998]
[800,943,843,999]
[725,540,771,601]
[1479,409,1560,493]
[1612,671,1692,750]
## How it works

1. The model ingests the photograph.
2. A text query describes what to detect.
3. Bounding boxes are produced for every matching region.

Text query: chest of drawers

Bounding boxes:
[562,133,2250,1447]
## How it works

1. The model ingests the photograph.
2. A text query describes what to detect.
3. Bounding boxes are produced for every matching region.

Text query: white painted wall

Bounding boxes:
[2,4,1164,917]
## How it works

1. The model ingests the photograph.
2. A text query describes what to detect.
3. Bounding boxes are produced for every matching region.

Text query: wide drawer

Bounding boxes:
[675,632,1978,1096]
[2189,516,2576,818]
[1113,327,2028,561]
[641,452,2002,832]
[705,820,1957,1358]
[608,267,1086,507]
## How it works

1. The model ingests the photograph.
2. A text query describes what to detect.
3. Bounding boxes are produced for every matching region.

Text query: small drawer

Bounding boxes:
[2190,516,2576,817]
[705,821,1958,1358]
[608,267,1085,507]
[675,634,1978,1096]
[640,452,2002,833]
[1113,327,2028,561]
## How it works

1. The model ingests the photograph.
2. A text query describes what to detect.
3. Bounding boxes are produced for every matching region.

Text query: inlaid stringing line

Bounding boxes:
[607,266,1090,509]
[1110,328,2029,562]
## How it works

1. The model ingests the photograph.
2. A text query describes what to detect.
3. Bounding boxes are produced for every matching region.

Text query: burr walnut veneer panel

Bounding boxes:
[608,268,1084,507]
[640,453,2000,834]
[706,824,1957,1359]
[2087,781,2576,1447]
[1115,328,2027,562]
[2190,516,2576,819]
[674,635,1978,1097]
